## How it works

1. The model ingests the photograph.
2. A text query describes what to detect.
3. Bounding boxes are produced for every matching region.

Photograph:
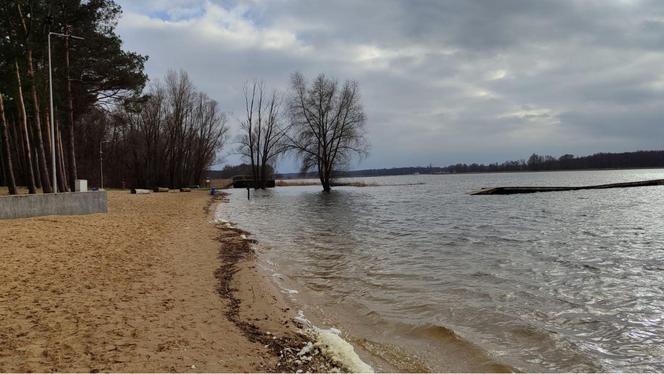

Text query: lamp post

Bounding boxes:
[48,31,84,193]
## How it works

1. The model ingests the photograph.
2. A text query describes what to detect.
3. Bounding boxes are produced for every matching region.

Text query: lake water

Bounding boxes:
[215,170,664,372]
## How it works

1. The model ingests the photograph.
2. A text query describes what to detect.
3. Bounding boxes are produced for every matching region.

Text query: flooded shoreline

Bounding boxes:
[218,170,664,372]
[251,240,515,373]
[213,198,376,372]
[217,194,513,372]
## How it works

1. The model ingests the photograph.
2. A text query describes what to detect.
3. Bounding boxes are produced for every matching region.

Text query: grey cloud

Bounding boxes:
[116,0,664,170]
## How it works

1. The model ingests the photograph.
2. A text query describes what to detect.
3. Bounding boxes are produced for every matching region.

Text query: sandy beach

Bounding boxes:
[0,190,340,372]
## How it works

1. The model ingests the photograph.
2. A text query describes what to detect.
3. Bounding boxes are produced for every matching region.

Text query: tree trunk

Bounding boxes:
[318,166,331,192]
[17,2,52,193]
[9,119,25,178]
[0,94,17,195]
[65,36,77,191]
[260,161,267,189]
[15,60,36,194]
[30,125,42,189]
[26,48,52,193]
[0,143,5,187]
[318,157,331,192]
[44,109,54,191]
[248,138,258,190]
[56,120,69,192]
[321,178,331,192]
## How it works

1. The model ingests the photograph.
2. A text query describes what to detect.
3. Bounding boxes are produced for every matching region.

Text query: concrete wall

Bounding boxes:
[0,191,107,220]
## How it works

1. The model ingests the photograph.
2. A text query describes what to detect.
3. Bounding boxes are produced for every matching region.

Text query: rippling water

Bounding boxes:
[216,170,664,372]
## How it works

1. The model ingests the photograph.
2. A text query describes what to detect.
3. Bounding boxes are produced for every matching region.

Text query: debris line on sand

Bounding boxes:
[210,194,347,372]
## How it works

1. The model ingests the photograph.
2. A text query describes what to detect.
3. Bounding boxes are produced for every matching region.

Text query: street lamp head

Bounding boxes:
[49,31,85,40]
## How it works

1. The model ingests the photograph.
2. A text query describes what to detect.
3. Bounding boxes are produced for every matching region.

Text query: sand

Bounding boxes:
[0,190,317,372]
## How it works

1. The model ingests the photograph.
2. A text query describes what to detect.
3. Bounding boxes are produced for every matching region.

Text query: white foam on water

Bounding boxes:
[295,309,308,325]
[294,310,374,373]
[210,209,229,224]
[211,215,235,229]
[315,327,374,373]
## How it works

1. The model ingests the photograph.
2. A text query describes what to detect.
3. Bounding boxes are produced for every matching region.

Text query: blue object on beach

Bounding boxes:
[210,187,216,195]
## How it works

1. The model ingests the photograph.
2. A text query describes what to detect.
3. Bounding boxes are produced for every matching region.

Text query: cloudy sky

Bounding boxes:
[115,0,664,172]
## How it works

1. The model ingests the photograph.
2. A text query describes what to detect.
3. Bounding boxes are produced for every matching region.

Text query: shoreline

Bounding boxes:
[0,190,355,372]
[217,187,518,373]
[250,242,515,373]
[208,193,361,372]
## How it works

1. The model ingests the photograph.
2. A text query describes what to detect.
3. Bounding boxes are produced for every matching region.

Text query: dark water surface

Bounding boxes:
[216,170,664,372]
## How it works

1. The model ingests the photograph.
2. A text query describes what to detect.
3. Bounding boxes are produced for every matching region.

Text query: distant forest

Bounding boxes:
[207,164,274,179]
[270,150,664,179]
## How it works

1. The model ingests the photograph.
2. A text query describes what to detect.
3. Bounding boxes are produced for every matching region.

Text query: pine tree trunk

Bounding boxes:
[64,36,77,191]
[9,119,25,177]
[0,94,17,195]
[26,48,52,192]
[56,120,69,192]
[30,126,42,190]
[15,60,36,194]
[0,146,5,187]
[44,109,54,191]
[17,2,52,193]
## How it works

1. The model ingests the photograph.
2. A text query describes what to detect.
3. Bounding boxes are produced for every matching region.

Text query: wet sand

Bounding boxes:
[0,190,336,372]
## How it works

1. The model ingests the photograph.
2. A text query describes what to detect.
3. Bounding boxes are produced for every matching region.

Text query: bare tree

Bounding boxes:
[190,92,228,185]
[93,70,227,189]
[288,72,368,192]
[237,81,289,189]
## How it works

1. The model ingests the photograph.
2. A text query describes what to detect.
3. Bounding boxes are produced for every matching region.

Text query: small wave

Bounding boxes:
[402,323,514,372]
[295,311,374,373]
[353,338,430,372]
[317,328,374,373]
[408,323,463,342]
[471,271,494,278]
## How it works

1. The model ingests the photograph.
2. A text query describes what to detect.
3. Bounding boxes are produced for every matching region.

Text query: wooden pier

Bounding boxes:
[231,175,275,188]
[470,178,664,195]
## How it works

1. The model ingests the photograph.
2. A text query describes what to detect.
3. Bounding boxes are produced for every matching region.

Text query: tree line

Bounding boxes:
[275,150,664,179]
[443,151,664,173]
[1,1,369,195]
[208,163,274,180]
[0,0,147,193]
[0,0,366,194]
[91,70,228,189]
[0,1,231,194]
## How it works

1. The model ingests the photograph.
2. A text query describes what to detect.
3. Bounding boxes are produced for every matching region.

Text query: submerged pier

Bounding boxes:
[470,178,664,195]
